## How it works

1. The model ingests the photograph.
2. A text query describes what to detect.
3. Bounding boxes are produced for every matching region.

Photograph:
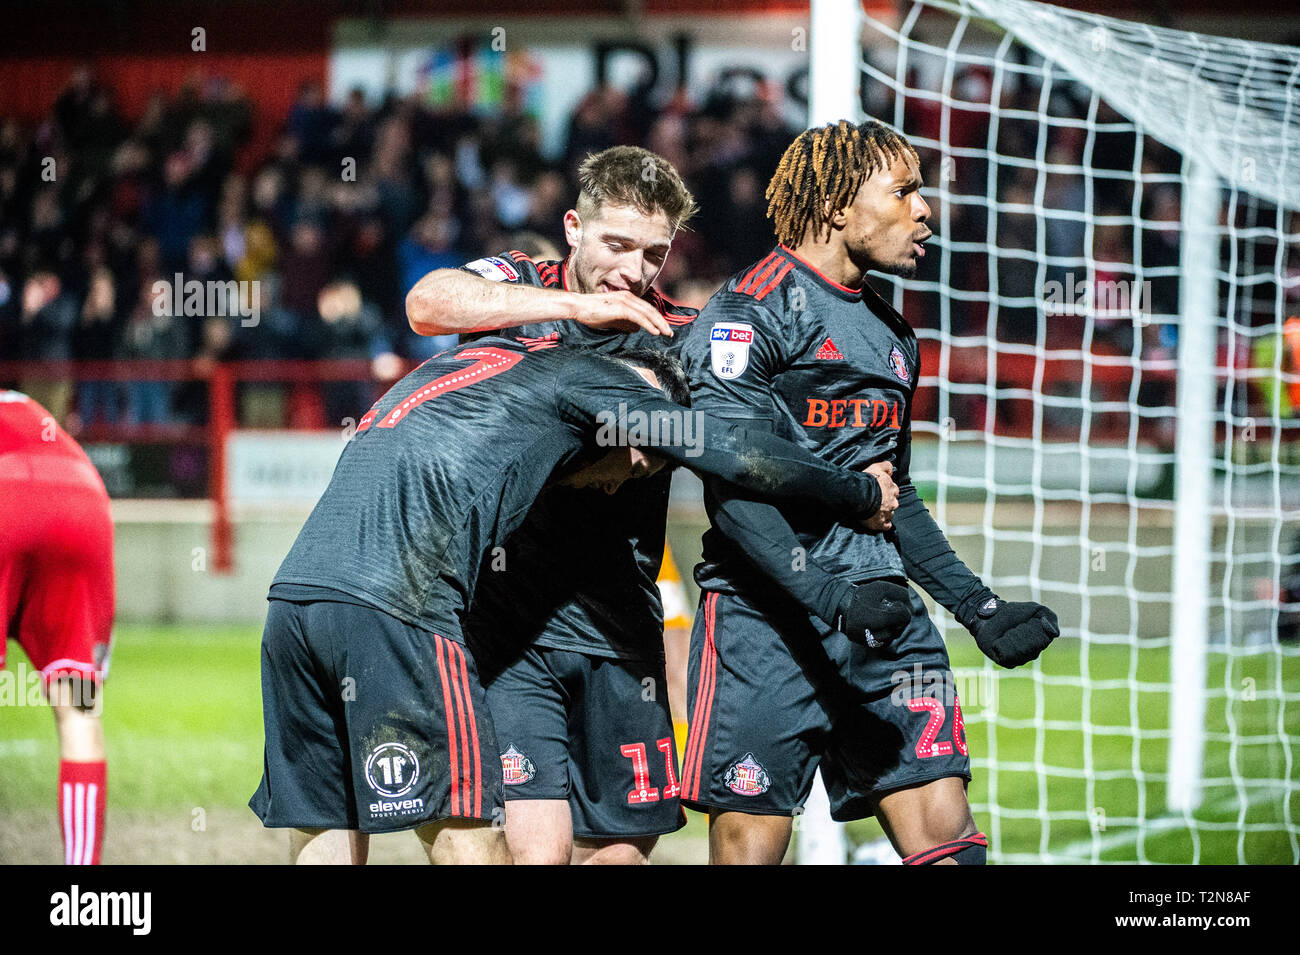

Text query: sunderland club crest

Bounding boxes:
[724,753,771,796]
[501,744,536,785]
[888,344,911,383]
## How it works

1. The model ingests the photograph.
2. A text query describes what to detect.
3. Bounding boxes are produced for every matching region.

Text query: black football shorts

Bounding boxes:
[250,598,503,833]
[485,645,686,839]
[680,582,972,821]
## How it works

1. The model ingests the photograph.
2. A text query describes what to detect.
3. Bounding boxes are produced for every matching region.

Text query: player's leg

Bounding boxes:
[571,835,657,865]
[819,585,982,864]
[680,591,830,865]
[505,799,573,864]
[872,777,983,864]
[289,828,369,865]
[481,645,575,863]
[707,810,793,864]
[415,818,511,864]
[49,680,104,759]
[48,677,107,866]
[565,652,685,864]
[251,600,369,861]
[6,481,115,866]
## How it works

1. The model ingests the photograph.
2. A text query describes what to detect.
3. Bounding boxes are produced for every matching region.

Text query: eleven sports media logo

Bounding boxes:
[365,740,425,818]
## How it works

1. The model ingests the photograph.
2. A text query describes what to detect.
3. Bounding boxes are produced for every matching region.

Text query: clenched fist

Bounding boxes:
[862,461,899,531]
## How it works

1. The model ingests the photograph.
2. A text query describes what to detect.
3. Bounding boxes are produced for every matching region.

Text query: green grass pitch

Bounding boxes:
[2,625,1296,863]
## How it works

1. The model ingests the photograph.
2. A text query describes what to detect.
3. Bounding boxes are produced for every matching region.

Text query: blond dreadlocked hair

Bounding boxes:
[765,119,918,247]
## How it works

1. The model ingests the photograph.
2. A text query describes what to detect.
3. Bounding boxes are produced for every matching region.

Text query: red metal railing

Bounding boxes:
[0,359,408,573]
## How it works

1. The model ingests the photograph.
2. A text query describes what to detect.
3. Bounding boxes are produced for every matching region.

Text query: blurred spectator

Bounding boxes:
[120,279,186,426]
[309,279,394,423]
[287,81,337,168]
[399,211,464,358]
[17,271,77,417]
[72,265,122,426]
[142,151,208,273]
[280,219,334,319]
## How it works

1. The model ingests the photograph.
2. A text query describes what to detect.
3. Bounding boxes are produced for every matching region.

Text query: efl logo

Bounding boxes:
[710,322,755,379]
[803,398,901,429]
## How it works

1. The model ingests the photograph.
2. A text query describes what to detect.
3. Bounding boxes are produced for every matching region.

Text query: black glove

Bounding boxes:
[835,581,912,647]
[970,597,1059,668]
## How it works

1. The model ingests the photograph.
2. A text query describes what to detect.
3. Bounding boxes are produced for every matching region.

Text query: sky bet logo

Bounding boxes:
[804,398,901,429]
[711,326,753,343]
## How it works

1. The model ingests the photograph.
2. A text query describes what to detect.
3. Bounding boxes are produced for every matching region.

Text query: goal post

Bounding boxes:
[819,0,1300,863]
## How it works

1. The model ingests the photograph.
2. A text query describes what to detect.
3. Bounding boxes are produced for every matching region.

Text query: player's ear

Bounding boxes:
[563,209,583,252]
[826,197,849,232]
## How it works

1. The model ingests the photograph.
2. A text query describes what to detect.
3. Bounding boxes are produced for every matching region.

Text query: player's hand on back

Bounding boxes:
[573,291,674,337]
[835,580,912,648]
[969,598,1060,667]
[861,461,898,531]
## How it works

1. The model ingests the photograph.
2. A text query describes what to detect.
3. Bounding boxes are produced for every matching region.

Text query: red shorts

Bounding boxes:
[0,453,115,688]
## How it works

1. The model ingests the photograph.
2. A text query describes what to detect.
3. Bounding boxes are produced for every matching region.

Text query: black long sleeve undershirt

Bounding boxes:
[890,400,994,630]
[891,483,994,630]
[711,484,855,626]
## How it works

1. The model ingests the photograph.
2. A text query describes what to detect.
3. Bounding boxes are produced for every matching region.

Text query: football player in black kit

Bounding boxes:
[678,120,1060,865]
[406,147,721,864]
[249,334,903,864]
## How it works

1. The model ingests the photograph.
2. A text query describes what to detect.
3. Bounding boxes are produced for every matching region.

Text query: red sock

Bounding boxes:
[59,760,107,865]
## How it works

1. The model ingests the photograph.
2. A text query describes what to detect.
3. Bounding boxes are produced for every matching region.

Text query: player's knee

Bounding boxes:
[50,693,105,761]
[901,830,988,865]
[709,811,791,865]
[506,826,571,865]
[576,836,656,865]
[510,843,571,865]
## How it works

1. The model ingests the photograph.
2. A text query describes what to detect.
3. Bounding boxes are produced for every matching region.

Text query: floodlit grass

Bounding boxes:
[3,626,1295,863]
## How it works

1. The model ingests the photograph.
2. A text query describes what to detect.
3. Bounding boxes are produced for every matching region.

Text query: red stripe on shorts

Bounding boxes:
[444,638,472,817]
[434,635,461,816]
[684,592,720,801]
[450,642,482,818]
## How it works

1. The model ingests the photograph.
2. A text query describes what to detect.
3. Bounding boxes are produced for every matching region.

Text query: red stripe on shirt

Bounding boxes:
[735,253,778,294]
[739,255,785,296]
[378,349,522,428]
[753,262,795,301]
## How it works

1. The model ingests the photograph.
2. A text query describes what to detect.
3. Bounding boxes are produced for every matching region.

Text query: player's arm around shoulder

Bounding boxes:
[405,251,673,338]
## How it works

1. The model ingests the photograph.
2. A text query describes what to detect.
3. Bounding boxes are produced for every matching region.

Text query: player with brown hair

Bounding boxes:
[405,145,903,864]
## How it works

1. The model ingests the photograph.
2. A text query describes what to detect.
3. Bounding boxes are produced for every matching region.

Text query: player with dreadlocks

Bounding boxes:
[678,119,1060,864]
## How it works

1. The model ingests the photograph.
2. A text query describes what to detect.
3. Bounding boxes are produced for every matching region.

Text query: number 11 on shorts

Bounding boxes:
[620,738,680,804]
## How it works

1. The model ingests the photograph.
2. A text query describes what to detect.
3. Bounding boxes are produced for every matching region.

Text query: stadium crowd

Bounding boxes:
[6,60,1289,436]
[0,66,808,428]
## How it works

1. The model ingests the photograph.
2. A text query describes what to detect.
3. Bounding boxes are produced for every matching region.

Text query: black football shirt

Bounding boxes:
[270,336,879,643]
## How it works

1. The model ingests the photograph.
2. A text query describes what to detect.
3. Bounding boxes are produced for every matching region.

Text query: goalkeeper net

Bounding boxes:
[846,0,1300,863]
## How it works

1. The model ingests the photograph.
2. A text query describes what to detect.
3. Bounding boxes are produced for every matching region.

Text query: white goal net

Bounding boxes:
[825,0,1299,863]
